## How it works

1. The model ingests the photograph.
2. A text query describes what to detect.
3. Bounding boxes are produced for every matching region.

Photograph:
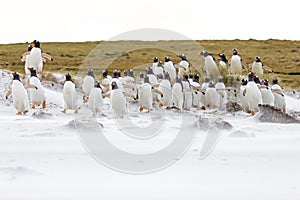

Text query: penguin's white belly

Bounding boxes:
[245,83,262,111]
[239,86,249,111]
[219,61,227,68]
[230,56,242,74]
[273,93,286,111]
[138,84,152,109]
[182,81,192,109]
[29,54,43,72]
[252,62,263,75]
[24,55,31,75]
[261,88,274,106]
[172,83,183,109]
[12,80,29,113]
[178,60,189,77]
[29,77,45,106]
[164,62,176,83]
[158,80,172,106]
[215,83,226,106]
[205,57,219,81]
[154,67,163,75]
[111,89,127,117]
[88,88,103,114]
[82,76,95,96]
[148,74,158,84]
[205,88,219,108]
[63,82,78,110]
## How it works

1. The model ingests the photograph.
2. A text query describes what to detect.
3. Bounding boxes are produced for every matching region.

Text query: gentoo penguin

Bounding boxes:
[6,72,29,115]
[239,79,249,112]
[191,74,201,108]
[158,72,172,110]
[177,54,190,77]
[172,77,184,110]
[27,68,46,109]
[215,77,226,109]
[29,40,43,73]
[243,72,262,116]
[110,70,124,92]
[182,74,193,111]
[146,67,159,85]
[121,69,137,101]
[62,73,79,114]
[101,70,112,86]
[218,53,228,69]
[154,61,164,78]
[260,79,274,106]
[195,77,211,110]
[82,69,95,103]
[138,75,153,112]
[152,57,159,75]
[200,51,220,82]
[251,56,264,75]
[204,81,220,109]
[229,48,243,74]
[271,77,286,113]
[88,81,103,117]
[110,81,127,118]
[164,56,176,85]
[24,45,33,75]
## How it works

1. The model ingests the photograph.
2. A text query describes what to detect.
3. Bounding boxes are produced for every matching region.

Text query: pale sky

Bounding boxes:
[1,0,299,44]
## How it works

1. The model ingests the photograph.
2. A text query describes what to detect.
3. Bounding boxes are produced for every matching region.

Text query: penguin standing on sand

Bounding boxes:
[62,73,79,114]
[191,74,201,107]
[251,56,264,75]
[271,77,286,113]
[152,57,159,75]
[182,74,193,111]
[218,53,228,69]
[239,79,249,112]
[243,72,262,116]
[200,51,220,82]
[164,56,176,85]
[204,82,220,109]
[158,72,172,110]
[29,40,43,73]
[229,49,243,74]
[260,79,274,106]
[215,77,226,109]
[27,68,46,109]
[82,69,95,103]
[110,81,127,118]
[101,70,112,86]
[88,81,103,117]
[6,72,29,115]
[172,77,184,110]
[177,54,189,77]
[155,61,164,79]
[138,75,153,112]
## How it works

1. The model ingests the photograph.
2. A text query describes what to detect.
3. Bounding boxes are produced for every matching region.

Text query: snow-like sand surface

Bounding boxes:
[0,70,300,200]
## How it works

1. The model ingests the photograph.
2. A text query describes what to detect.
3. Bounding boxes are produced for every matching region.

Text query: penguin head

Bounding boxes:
[87,69,95,78]
[208,81,215,88]
[157,61,163,67]
[113,70,120,78]
[241,78,248,86]
[261,79,269,86]
[178,54,187,61]
[193,74,200,83]
[248,72,255,81]
[233,48,238,55]
[12,72,21,81]
[183,74,189,82]
[139,72,145,79]
[164,56,171,62]
[200,51,209,57]
[123,70,128,77]
[146,67,154,75]
[255,56,261,62]
[204,77,211,83]
[128,69,134,78]
[27,45,32,52]
[66,73,72,82]
[94,81,102,89]
[217,77,224,83]
[164,72,170,81]
[144,75,150,84]
[272,77,279,85]
[218,53,228,62]
[28,67,37,77]
[188,73,193,79]
[254,75,261,84]
[111,81,118,90]
[175,76,182,84]
[153,57,159,63]
[156,74,163,80]
[102,70,108,78]
[34,40,40,48]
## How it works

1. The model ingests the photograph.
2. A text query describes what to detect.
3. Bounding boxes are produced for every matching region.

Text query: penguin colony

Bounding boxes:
[7,43,288,117]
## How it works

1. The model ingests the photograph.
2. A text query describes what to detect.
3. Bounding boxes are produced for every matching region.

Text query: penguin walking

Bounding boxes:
[243,72,262,116]
[182,74,193,111]
[101,70,112,86]
[27,68,46,109]
[271,77,286,113]
[82,69,95,103]
[190,74,201,107]
[62,73,79,114]
[239,79,249,112]
[229,49,243,74]
[200,51,220,82]
[110,81,127,118]
[204,82,220,109]
[158,72,172,110]
[260,79,274,106]
[29,40,43,73]
[172,77,184,110]
[24,45,33,75]
[88,81,103,117]
[177,54,189,77]
[251,56,264,75]
[152,57,159,75]
[121,69,138,102]
[164,56,176,85]
[218,53,228,69]
[154,61,164,78]
[6,72,29,115]
[138,75,153,112]
[215,77,226,109]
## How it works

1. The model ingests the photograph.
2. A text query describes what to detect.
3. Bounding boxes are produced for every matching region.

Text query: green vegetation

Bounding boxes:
[0,40,299,90]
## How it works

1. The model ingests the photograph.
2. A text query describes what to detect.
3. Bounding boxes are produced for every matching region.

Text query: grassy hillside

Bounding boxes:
[0,40,299,89]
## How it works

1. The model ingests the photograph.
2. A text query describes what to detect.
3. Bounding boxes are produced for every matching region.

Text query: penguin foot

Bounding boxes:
[282,108,286,113]
[197,106,206,110]
[166,106,172,110]
[61,109,66,114]
[251,111,255,116]
[42,101,46,109]
[159,102,163,107]
[17,111,22,115]
[74,110,78,114]
[83,99,88,104]
[23,110,29,115]
[32,105,36,109]
[139,106,144,112]
[147,109,151,113]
